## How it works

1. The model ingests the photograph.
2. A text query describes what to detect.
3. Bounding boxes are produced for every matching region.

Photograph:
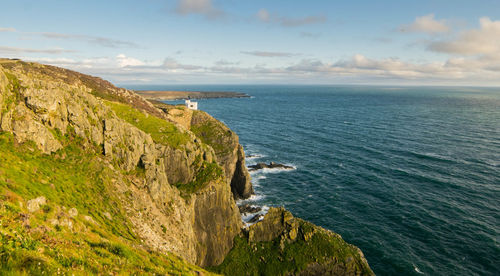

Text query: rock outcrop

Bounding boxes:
[211,207,374,276]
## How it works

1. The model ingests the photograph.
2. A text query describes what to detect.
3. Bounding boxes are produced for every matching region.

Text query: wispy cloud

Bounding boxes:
[0,27,16,32]
[162,57,203,70]
[175,0,224,19]
[241,51,298,57]
[427,17,500,57]
[41,32,139,48]
[0,46,76,54]
[0,25,138,48]
[400,14,450,34]
[215,59,240,66]
[257,9,326,27]
[300,32,321,38]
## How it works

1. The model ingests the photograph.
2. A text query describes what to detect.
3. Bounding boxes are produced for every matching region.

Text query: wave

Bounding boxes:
[406,150,456,164]
[414,265,424,274]
[246,154,265,160]
[238,194,265,203]
[248,164,297,175]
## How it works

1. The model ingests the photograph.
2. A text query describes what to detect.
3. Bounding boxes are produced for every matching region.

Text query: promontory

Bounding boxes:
[0,58,373,275]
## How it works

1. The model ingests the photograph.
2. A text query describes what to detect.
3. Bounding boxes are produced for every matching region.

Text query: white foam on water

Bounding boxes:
[414,265,424,274]
[237,194,265,205]
[246,154,265,160]
[248,164,297,175]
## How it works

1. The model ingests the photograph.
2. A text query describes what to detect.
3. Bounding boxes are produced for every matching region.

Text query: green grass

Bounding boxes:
[190,111,234,155]
[208,220,372,276]
[106,101,190,149]
[0,131,216,275]
[0,131,135,240]
[175,161,224,196]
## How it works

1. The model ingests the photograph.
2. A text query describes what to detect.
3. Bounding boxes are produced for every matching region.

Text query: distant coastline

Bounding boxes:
[135,90,250,100]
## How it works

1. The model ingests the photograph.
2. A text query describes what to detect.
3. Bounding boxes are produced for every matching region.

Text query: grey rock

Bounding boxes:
[27,196,47,213]
[68,207,78,218]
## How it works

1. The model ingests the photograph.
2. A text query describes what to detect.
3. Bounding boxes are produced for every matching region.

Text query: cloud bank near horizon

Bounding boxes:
[1,11,500,85]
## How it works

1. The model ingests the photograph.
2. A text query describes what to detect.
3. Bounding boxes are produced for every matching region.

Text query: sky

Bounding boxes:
[1,0,499,86]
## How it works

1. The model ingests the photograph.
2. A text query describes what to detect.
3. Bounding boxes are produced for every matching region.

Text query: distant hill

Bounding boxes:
[136,90,250,100]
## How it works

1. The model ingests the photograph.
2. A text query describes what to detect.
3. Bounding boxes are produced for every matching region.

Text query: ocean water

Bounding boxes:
[128,85,500,275]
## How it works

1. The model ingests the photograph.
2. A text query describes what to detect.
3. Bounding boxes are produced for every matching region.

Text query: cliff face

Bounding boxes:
[0,59,241,268]
[190,110,253,199]
[149,100,254,199]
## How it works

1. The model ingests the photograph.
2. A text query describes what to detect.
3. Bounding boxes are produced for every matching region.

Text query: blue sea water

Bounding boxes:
[128,85,500,275]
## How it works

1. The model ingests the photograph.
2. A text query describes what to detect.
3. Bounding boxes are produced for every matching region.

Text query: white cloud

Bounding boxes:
[25,52,500,85]
[0,27,16,32]
[116,54,145,67]
[428,17,500,56]
[215,59,240,66]
[176,0,223,19]
[400,14,450,34]
[162,57,203,70]
[256,9,326,27]
[287,54,500,81]
[241,51,297,57]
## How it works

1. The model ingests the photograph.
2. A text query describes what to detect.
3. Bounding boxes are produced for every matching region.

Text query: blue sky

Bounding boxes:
[1,0,499,85]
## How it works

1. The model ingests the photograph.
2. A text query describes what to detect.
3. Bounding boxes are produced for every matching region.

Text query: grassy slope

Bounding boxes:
[0,131,215,275]
[190,110,234,155]
[106,100,190,149]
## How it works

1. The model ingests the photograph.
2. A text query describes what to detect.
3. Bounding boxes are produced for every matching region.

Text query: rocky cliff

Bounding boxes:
[0,58,372,275]
[0,58,243,270]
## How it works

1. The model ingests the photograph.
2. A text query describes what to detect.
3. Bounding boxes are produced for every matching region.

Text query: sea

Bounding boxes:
[126,85,500,276]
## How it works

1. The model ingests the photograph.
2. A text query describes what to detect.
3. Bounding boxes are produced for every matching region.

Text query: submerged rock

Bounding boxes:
[247,162,294,172]
[238,204,262,214]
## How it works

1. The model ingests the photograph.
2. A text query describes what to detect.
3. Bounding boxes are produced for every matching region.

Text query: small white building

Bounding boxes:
[185,99,198,110]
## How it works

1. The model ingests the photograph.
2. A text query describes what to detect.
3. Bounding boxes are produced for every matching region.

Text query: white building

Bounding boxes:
[185,99,198,110]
